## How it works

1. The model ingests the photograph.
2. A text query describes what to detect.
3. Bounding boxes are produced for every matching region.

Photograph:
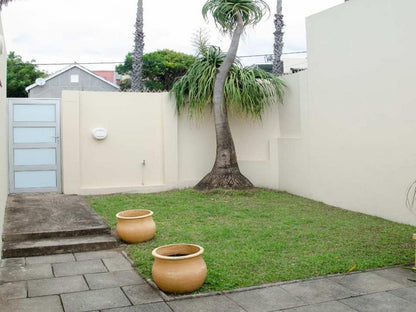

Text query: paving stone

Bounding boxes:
[281,278,357,304]
[86,270,145,289]
[61,287,131,312]
[0,295,63,312]
[28,275,89,297]
[0,257,25,267]
[330,272,404,294]
[0,263,53,282]
[340,292,416,312]
[122,284,163,305]
[226,286,305,311]
[103,255,133,272]
[168,295,246,312]
[53,259,107,277]
[0,281,27,300]
[26,253,76,265]
[373,267,416,287]
[285,301,358,312]
[103,302,173,312]
[389,287,416,304]
[74,250,121,261]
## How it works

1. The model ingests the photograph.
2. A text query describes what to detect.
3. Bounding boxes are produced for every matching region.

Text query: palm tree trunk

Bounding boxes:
[132,0,144,91]
[272,0,284,76]
[195,12,253,190]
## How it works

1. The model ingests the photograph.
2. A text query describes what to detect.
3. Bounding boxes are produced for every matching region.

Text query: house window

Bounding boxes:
[70,75,79,83]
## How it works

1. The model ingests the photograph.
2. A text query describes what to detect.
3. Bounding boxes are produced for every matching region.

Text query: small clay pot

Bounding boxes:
[152,244,207,293]
[116,209,156,243]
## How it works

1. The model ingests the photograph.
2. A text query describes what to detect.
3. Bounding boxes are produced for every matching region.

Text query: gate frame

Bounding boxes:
[8,98,62,194]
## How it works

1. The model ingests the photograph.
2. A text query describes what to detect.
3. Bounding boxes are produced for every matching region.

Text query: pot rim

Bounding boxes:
[152,243,204,260]
[116,209,153,220]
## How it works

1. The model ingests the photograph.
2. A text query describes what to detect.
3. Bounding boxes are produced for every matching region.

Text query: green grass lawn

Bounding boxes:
[88,189,416,293]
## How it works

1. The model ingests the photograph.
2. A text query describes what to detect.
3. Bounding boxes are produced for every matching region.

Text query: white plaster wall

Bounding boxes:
[177,105,280,188]
[62,91,281,194]
[279,0,416,225]
[0,15,7,256]
[62,92,178,195]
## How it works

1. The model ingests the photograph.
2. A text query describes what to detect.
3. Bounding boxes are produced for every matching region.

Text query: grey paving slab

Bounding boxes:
[103,302,173,312]
[373,267,416,287]
[26,253,76,265]
[168,295,246,312]
[0,257,25,267]
[389,286,416,304]
[0,263,52,282]
[74,250,121,261]
[226,286,305,312]
[61,287,131,312]
[103,255,134,272]
[0,281,27,300]
[0,295,63,312]
[281,278,357,304]
[340,292,416,312]
[122,284,164,305]
[85,270,145,289]
[53,259,107,277]
[28,275,89,297]
[330,272,404,294]
[284,301,358,312]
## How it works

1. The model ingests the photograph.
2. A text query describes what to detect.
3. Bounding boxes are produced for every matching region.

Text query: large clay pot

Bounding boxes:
[116,209,156,243]
[152,244,207,293]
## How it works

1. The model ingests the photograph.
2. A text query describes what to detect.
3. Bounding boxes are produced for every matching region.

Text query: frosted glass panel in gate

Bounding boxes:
[14,171,57,188]
[14,104,56,122]
[14,127,55,144]
[14,149,56,166]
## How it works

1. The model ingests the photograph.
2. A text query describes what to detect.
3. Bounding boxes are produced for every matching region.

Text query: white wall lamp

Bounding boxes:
[92,128,108,140]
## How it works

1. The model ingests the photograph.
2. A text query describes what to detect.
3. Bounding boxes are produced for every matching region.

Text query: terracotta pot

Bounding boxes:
[116,209,156,243]
[152,244,207,293]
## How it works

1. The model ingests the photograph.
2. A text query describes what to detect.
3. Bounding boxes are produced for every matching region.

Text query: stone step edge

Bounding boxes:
[2,225,112,242]
[2,234,118,258]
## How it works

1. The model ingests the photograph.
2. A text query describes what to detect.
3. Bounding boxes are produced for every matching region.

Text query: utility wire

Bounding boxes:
[23,51,308,66]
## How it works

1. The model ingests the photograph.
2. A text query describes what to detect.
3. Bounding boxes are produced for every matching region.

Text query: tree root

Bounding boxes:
[194,169,253,190]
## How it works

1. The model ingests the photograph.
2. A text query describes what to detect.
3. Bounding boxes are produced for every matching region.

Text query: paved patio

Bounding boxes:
[1,249,415,312]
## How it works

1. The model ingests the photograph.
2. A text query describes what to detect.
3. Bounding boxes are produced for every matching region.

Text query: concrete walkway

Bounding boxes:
[1,249,415,312]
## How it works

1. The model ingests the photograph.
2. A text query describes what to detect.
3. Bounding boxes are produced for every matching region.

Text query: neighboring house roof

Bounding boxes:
[26,64,120,92]
[93,71,115,83]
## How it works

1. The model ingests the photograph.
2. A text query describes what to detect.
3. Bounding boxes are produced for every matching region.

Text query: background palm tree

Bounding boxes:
[272,0,284,76]
[0,0,13,9]
[132,0,144,91]
[171,8,285,190]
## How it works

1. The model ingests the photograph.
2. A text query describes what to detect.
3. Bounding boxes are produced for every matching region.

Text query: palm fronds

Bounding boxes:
[170,46,285,119]
[202,0,269,33]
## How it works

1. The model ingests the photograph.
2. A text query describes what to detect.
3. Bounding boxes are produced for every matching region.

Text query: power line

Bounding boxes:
[239,51,307,58]
[27,51,308,66]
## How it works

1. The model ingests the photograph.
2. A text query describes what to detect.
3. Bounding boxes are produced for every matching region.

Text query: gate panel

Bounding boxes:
[8,98,61,193]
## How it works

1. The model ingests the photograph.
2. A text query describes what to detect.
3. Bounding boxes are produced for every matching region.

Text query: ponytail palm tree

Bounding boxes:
[171,47,285,189]
[171,0,284,190]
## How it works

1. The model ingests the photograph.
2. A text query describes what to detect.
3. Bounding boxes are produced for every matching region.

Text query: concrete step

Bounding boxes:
[2,234,118,258]
[2,225,111,242]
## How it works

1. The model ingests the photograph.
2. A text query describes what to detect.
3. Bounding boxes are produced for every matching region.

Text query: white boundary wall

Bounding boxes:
[61,91,279,195]
[0,15,7,256]
[279,0,416,225]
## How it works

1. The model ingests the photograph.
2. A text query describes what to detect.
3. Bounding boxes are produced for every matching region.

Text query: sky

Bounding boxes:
[1,0,344,73]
